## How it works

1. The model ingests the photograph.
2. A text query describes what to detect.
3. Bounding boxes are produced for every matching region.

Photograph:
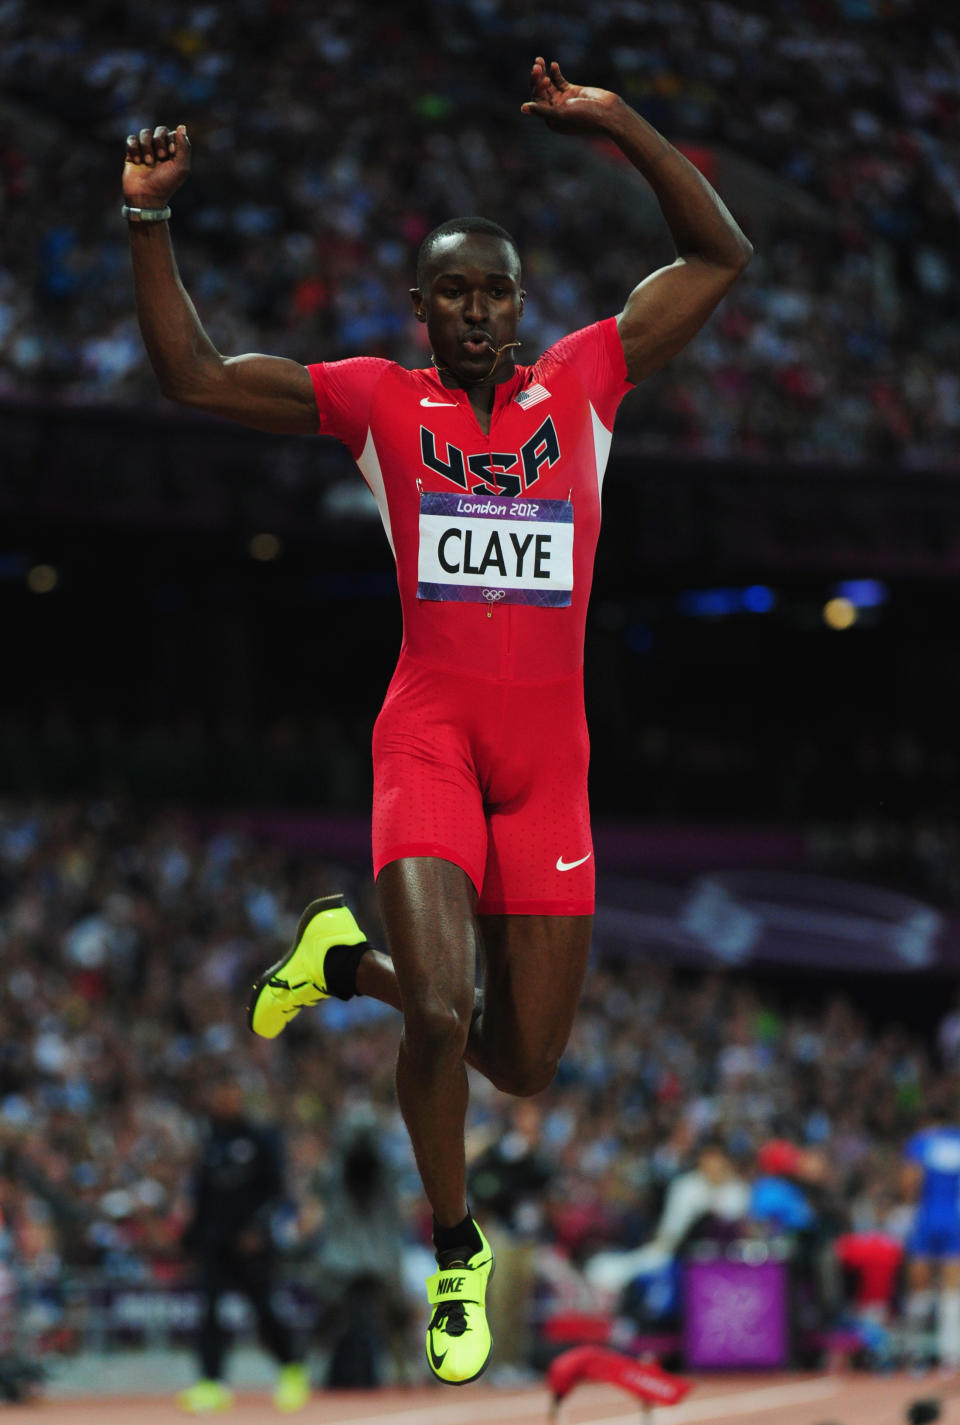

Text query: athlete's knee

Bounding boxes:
[490,1053,559,1098]
[402,990,472,1062]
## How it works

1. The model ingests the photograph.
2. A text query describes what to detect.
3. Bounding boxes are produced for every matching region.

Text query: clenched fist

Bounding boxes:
[123,125,191,209]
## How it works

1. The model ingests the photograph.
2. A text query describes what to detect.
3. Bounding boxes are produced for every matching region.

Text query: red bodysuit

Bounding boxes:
[308,317,633,914]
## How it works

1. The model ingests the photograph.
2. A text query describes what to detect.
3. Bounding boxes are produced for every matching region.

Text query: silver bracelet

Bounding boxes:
[121,203,171,223]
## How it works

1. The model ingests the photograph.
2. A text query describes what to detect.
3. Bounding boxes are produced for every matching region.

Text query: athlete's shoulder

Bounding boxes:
[310,355,446,401]
[530,317,633,420]
[308,355,437,377]
[307,354,396,387]
[534,316,626,374]
[308,356,429,449]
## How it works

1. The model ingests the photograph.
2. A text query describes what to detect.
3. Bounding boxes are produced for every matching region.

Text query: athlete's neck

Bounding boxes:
[465,384,496,435]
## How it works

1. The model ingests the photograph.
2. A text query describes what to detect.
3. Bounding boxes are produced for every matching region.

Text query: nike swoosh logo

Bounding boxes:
[556,853,592,872]
[420,398,457,407]
[428,1338,448,1371]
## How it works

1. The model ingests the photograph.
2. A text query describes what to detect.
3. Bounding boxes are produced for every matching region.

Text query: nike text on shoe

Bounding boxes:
[247,895,369,1039]
[424,1222,495,1386]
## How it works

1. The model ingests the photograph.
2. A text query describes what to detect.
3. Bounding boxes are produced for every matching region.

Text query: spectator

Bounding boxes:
[584,1138,750,1303]
[178,1074,309,1415]
[1,3,959,469]
[469,1100,553,1377]
[749,1140,816,1236]
[901,1106,960,1369]
[835,1231,904,1327]
[313,1109,409,1389]
[0,796,958,1370]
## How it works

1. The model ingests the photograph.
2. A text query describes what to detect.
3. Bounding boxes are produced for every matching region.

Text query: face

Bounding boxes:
[698,1147,731,1184]
[411,233,524,387]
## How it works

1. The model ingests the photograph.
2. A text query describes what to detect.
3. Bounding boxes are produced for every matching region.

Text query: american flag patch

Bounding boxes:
[515,383,551,409]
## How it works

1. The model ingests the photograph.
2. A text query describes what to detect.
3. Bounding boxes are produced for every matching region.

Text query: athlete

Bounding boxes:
[124,57,751,1385]
[902,1109,960,1370]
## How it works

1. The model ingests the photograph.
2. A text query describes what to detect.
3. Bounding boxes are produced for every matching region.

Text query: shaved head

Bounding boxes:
[416,216,520,290]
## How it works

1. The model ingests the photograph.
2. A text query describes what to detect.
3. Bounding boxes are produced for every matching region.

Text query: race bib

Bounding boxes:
[417,492,573,608]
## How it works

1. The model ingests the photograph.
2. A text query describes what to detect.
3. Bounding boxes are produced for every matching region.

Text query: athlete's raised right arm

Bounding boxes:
[125,125,317,435]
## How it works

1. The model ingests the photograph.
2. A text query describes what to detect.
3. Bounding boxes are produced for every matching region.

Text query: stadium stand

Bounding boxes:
[0,0,958,467]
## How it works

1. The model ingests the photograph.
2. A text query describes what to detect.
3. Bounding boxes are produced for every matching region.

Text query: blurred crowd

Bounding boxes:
[1,0,959,467]
[5,714,960,904]
[1,796,958,1371]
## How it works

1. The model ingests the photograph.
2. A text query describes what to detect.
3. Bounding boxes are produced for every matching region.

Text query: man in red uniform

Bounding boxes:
[124,57,751,1384]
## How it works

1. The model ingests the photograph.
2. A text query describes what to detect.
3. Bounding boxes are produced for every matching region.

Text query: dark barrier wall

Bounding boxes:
[7,402,960,827]
[8,401,960,577]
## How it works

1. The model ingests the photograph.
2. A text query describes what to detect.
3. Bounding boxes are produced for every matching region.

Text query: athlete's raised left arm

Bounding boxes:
[521,57,752,385]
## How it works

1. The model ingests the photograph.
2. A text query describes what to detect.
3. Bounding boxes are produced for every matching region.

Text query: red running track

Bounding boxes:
[24,1372,960,1425]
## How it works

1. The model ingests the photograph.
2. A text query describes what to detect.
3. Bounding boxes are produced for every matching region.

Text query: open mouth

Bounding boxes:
[462,332,492,355]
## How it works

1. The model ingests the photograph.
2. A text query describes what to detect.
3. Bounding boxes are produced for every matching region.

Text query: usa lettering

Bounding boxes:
[420,417,561,496]
[438,528,552,580]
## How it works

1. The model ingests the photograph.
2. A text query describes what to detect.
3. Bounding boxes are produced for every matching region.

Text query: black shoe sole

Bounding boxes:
[433,1350,492,1388]
[246,893,347,1034]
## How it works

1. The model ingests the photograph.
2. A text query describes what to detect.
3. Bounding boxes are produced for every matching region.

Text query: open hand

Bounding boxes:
[520,57,621,134]
[123,125,191,208]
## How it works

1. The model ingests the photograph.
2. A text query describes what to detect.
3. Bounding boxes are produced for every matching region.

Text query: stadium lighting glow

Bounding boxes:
[823,596,857,630]
[26,564,58,594]
[833,578,887,608]
[742,585,776,613]
[249,532,282,561]
[677,585,776,618]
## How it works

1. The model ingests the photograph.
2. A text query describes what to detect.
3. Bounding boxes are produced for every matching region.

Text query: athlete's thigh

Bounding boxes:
[478,672,593,916]
[476,912,592,1078]
[377,856,480,1023]
[372,652,490,895]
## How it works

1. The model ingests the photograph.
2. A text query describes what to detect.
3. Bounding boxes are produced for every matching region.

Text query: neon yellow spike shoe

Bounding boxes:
[176,1379,234,1413]
[247,894,369,1039]
[425,1222,495,1386]
[274,1362,310,1412]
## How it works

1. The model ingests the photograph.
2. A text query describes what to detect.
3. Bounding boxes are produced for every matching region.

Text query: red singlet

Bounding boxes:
[308,318,633,914]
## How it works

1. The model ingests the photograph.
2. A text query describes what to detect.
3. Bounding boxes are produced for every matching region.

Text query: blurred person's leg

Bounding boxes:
[815,1238,844,1327]
[482,1220,535,1377]
[233,1250,296,1365]
[230,1249,310,1410]
[197,1258,228,1382]
[177,1257,235,1413]
[938,1256,960,1369]
[326,1277,382,1388]
[906,1253,936,1365]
